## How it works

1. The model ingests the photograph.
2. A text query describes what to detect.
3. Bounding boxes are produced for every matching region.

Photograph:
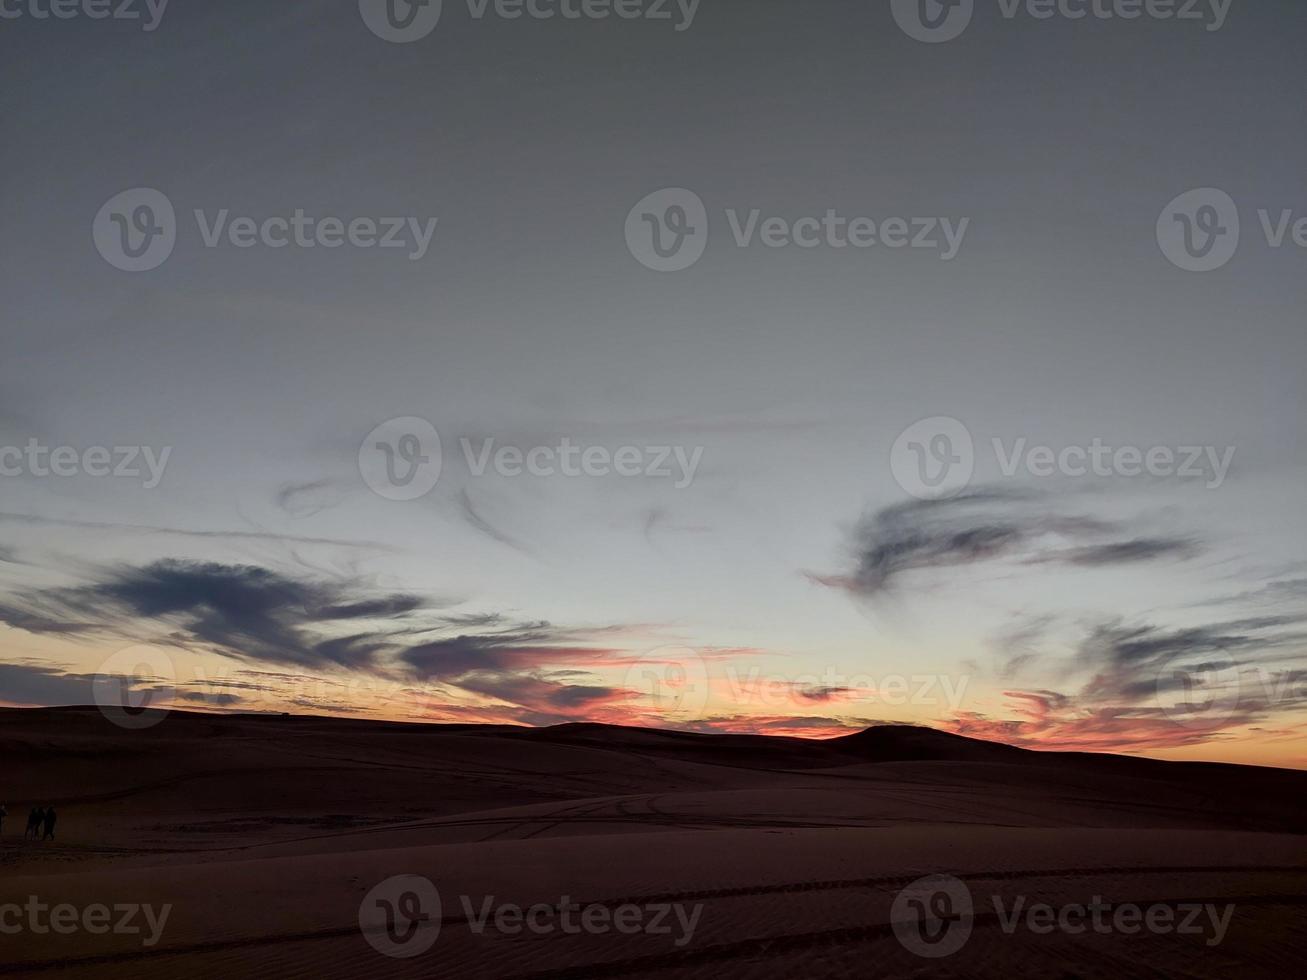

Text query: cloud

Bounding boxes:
[176,691,243,706]
[640,507,711,541]
[814,489,1198,597]
[1043,537,1199,567]
[1077,616,1305,704]
[457,489,530,553]
[0,558,654,727]
[989,614,1059,680]
[0,662,96,705]
[684,714,887,738]
[451,672,629,723]
[0,601,94,635]
[793,685,856,703]
[274,479,346,518]
[950,613,1307,752]
[398,622,613,681]
[0,510,392,552]
[0,661,249,713]
[1206,578,1307,611]
[317,594,428,620]
[435,612,509,629]
[0,559,430,671]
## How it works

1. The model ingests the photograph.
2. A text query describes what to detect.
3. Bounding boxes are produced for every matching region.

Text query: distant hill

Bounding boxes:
[3,706,1307,838]
[827,724,1033,763]
[0,707,1299,778]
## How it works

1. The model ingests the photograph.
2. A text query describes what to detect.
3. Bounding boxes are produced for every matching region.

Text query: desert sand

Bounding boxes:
[1,707,1304,977]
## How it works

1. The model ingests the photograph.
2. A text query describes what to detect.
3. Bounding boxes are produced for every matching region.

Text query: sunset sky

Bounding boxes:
[1,0,1304,768]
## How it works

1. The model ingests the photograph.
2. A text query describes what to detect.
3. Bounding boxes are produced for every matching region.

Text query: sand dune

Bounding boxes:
[2,708,1304,977]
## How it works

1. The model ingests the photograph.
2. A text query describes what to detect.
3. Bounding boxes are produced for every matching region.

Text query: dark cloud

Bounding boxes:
[815,489,1199,597]
[793,685,855,703]
[951,613,1307,752]
[685,714,887,736]
[398,622,608,681]
[310,634,401,669]
[0,602,94,635]
[1078,616,1306,705]
[176,691,243,706]
[0,559,429,671]
[1,560,864,732]
[455,672,624,712]
[318,595,427,620]
[434,612,508,629]
[1046,537,1198,567]
[0,558,640,724]
[0,661,228,710]
[0,662,95,705]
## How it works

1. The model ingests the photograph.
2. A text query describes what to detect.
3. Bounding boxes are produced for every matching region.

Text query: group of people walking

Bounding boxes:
[0,804,58,841]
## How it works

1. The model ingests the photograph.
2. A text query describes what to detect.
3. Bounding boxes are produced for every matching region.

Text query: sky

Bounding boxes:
[1,0,1304,767]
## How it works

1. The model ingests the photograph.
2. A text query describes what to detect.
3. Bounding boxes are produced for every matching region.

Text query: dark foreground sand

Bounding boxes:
[2,708,1304,978]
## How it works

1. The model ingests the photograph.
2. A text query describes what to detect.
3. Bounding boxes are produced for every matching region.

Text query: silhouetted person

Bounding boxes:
[41,806,56,841]
[26,807,43,840]
[0,803,6,836]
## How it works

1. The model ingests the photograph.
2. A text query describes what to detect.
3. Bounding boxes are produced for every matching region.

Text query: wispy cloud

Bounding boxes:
[0,510,392,552]
[0,558,430,670]
[951,612,1307,752]
[813,489,1198,597]
[0,660,247,712]
[457,488,531,554]
[0,557,652,726]
[274,479,346,518]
